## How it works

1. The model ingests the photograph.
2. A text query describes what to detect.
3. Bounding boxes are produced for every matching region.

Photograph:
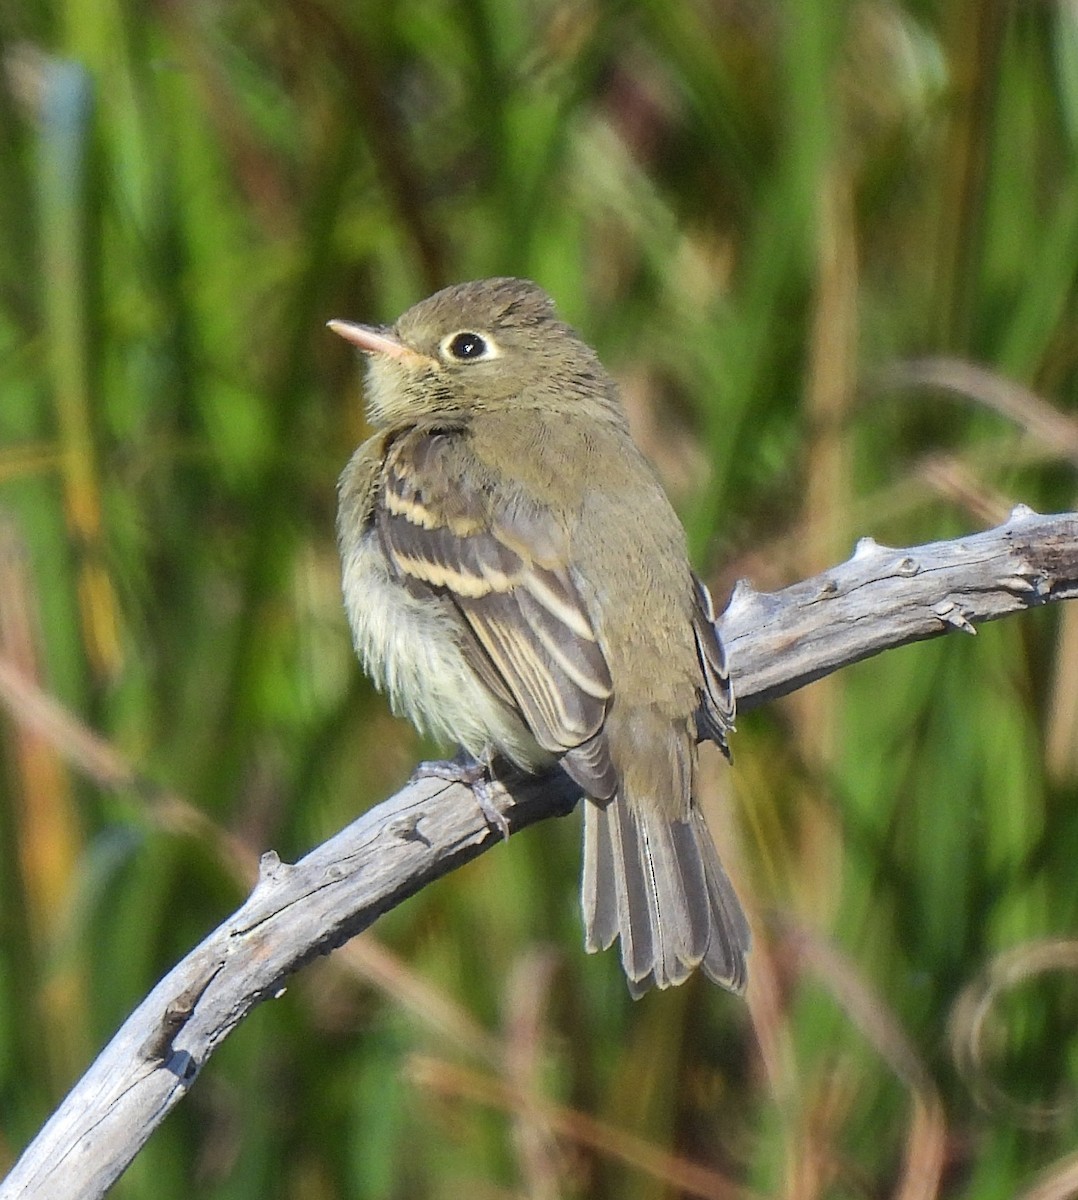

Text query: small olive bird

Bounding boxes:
[330,277,750,996]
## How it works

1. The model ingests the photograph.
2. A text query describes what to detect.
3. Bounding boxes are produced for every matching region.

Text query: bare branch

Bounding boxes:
[726,505,1076,710]
[3,505,1077,1200]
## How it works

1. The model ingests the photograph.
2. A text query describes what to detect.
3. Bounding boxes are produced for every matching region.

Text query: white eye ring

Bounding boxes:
[439,330,501,362]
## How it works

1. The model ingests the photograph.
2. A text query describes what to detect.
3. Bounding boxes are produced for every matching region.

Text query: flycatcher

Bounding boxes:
[331,277,750,996]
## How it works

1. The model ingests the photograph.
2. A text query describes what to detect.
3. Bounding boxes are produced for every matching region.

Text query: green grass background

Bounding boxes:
[2,0,1078,1196]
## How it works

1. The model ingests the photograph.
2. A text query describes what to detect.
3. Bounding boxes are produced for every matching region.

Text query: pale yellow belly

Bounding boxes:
[341,532,549,771]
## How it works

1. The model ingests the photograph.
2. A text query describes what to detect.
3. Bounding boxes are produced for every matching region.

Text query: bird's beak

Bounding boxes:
[327,320,434,368]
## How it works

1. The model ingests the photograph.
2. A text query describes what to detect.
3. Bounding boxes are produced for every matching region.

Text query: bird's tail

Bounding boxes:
[581,794,750,997]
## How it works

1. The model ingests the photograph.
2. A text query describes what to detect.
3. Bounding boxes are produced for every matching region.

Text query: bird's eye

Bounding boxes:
[450,332,485,358]
[441,331,499,362]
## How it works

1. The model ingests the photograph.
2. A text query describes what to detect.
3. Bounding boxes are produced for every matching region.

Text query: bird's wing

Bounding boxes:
[377,426,617,795]
[691,574,735,755]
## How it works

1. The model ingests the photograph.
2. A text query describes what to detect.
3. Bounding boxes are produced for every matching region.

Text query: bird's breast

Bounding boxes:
[340,526,547,771]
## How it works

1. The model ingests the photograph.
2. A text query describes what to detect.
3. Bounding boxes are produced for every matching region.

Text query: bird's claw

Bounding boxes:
[412,755,512,840]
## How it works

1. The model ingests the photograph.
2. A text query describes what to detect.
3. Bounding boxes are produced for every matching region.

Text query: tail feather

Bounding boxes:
[637,809,707,981]
[582,795,750,996]
[694,808,751,992]
[605,795,656,982]
[581,800,618,952]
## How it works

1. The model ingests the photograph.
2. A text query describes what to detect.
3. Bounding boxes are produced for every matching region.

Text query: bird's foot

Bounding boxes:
[412,753,512,841]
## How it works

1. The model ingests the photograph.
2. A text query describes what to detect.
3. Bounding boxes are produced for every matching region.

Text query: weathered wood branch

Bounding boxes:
[725,503,1078,708]
[3,505,1077,1200]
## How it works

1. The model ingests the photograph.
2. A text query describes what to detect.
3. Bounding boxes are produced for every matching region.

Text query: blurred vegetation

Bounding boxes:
[1,0,1078,1196]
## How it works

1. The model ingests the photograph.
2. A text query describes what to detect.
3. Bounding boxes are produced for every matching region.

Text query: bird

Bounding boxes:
[330,277,750,997]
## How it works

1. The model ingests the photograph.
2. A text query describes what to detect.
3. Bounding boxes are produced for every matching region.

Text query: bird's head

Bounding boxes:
[329,277,624,426]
